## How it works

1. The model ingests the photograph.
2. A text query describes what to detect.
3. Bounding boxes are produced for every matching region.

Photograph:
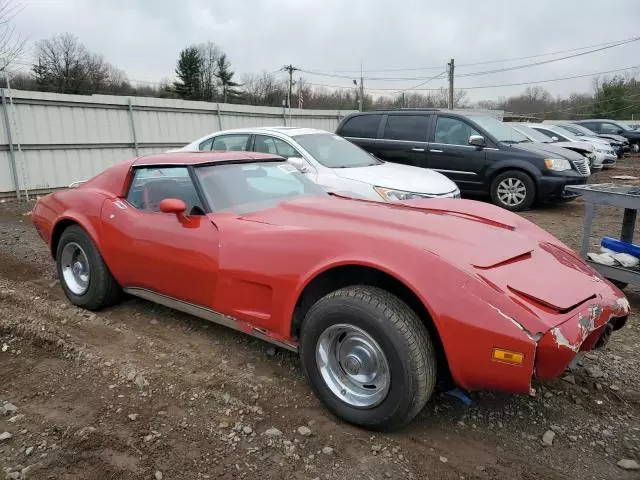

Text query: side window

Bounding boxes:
[254,135,302,158]
[600,123,620,134]
[126,167,204,215]
[198,137,214,151]
[339,114,382,139]
[434,117,481,146]
[211,134,250,152]
[272,138,301,158]
[383,115,429,142]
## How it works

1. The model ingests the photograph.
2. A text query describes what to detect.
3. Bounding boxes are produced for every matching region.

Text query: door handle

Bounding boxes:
[411,147,425,152]
[429,149,443,153]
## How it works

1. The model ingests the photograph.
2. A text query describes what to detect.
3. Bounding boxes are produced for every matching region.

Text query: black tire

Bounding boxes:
[299,285,436,431]
[56,225,121,311]
[490,170,536,211]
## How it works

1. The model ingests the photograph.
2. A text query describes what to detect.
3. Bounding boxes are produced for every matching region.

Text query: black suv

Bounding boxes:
[574,119,640,153]
[336,110,590,211]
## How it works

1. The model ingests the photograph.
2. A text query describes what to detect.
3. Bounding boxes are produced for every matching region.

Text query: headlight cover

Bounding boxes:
[544,158,572,171]
[374,186,426,201]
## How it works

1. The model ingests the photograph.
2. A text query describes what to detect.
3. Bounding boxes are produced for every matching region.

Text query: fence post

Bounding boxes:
[216,103,223,131]
[127,98,139,156]
[1,88,20,200]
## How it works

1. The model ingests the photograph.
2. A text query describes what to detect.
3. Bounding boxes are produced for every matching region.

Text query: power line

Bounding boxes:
[457,36,640,78]
[310,36,640,74]
[299,65,640,93]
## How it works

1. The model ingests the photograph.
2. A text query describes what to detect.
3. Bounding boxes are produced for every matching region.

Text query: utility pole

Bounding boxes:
[359,63,364,112]
[447,58,454,110]
[298,76,303,109]
[283,64,298,119]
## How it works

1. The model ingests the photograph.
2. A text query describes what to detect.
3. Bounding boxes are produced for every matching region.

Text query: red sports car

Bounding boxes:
[31,151,629,430]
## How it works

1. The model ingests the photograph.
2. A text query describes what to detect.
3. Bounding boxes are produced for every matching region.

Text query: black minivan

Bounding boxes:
[336,109,590,211]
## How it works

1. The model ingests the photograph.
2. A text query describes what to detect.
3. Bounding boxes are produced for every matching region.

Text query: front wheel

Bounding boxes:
[56,225,121,310]
[490,170,536,211]
[299,286,436,431]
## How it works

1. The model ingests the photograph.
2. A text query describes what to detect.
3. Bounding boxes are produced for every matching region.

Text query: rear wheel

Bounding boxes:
[299,285,436,431]
[56,225,121,310]
[490,170,536,211]
[633,142,640,154]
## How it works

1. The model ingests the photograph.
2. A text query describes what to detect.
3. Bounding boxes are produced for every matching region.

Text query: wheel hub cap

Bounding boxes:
[60,242,90,295]
[497,178,526,207]
[316,324,390,408]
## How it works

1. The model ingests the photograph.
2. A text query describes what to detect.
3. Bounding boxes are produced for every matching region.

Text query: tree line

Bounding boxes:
[3,31,640,120]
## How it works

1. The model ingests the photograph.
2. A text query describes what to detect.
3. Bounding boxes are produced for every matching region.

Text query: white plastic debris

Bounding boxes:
[600,247,614,254]
[611,253,640,268]
[588,252,616,266]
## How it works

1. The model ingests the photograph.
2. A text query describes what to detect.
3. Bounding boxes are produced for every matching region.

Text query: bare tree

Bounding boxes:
[0,0,25,72]
[32,33,126,94]
[198,41,221,101]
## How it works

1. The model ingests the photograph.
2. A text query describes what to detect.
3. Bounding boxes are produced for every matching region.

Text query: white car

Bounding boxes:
[511,123,601,170]
[526,124,617,168]
[171,127,460,201]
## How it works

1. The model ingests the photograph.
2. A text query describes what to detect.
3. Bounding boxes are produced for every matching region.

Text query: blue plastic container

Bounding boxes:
[601,237,640,258]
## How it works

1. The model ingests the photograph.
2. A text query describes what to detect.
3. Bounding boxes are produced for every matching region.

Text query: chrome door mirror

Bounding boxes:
[468,135,486,148]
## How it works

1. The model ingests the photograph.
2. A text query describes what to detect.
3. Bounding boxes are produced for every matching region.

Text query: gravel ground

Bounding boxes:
[1,157,640,479]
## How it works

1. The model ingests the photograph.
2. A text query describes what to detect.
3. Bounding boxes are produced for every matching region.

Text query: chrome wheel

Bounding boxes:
[497,177,527,207]
[316,323,390,408]
[60,242,90,295]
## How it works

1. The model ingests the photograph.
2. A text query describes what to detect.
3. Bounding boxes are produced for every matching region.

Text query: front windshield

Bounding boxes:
[557,123,594,137]
[548,125,580,141]
[514,124,553,143]
[196,161,326,214]
[613,121,633,131]
[294,133,381,168]
[468,115,529,143]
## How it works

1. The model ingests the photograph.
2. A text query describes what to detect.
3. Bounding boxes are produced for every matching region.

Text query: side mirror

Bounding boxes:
[468,135,486,148]
[159,198,187,215]
[617,129,624,134]
[551,136,559,142]
[287,157,309,173]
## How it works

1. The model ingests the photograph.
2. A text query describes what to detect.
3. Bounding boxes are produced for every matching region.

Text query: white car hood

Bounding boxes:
[332,162,457,195]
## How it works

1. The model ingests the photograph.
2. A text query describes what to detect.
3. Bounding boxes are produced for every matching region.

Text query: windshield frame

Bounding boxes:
[292,132,382,169]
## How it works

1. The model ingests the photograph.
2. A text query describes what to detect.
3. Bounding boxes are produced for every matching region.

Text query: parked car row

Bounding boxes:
[171,110,639,212]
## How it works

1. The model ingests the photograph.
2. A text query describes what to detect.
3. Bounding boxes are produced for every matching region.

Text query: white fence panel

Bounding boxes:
[0,89,355,198]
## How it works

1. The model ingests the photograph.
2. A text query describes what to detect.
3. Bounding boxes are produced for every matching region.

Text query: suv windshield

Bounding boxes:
[612,121,633,132]
[294,133,381,168]
[513,124,553,143]
[196,161,326,214]
[468,115,529,143]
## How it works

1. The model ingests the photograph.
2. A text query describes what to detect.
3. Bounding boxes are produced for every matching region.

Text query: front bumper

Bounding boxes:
[537,174,588,201]
[535,295,629,380]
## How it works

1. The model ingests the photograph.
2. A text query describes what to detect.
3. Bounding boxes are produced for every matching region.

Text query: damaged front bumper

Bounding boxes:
[535,296,630,380]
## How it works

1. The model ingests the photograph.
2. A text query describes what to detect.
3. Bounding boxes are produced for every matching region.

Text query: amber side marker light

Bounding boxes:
[492,348,524,365]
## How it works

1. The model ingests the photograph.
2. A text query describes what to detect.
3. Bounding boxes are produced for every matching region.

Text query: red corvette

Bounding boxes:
[31,151,629,430]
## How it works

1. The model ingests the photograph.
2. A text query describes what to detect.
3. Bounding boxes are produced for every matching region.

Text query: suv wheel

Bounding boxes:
[490,170,535,211]
[632,142,640,154]
[299,286,436,431]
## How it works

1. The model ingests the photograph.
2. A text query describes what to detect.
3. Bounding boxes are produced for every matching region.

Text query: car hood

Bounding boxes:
[238,196,600,325]
[509,142,584,161]
[331,162,458,195]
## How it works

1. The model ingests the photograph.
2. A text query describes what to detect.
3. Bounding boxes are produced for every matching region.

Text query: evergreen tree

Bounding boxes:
[174,46,202,100]
[216,54,241,103]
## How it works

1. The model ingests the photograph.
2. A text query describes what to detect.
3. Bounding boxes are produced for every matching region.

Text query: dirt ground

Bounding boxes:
[2,157,640,480]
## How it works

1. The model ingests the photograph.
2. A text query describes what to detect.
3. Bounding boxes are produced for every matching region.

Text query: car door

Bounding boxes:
[100,165,220,307]
[375,114,430,167]
[426,115,487,190]
[338,113,383,154]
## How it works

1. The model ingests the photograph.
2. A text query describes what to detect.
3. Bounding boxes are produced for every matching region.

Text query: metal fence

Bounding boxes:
[0,89,354,199]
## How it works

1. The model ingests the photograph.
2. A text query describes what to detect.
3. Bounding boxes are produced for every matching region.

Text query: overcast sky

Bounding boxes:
[12,0,640,101]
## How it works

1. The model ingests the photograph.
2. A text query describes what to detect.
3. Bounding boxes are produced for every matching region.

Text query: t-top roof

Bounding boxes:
[133,151,283,166]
